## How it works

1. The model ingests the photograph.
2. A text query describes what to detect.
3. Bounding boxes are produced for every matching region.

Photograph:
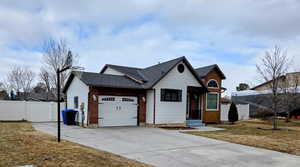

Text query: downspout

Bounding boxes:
[137,95,140,126]
[87,87,90,127]
[153,89,156,125]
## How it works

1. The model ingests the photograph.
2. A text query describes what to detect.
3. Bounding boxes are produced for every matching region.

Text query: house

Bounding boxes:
[12,91,56,101]
[232,72,300,117]
[251,72,300,91]
[0,90,9,100]
[63,57,226,127]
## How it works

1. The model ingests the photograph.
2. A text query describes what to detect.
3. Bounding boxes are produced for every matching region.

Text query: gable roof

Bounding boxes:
[63,71,145,92]
[250,75,285,90]
[250,72,300,90]
[195,64,226,79]
[139,57,189,88]
[100,64,146,82]
[64,57,223,92]
[100,56,207,89]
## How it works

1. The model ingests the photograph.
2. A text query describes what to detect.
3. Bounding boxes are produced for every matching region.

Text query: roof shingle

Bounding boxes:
[74,72,144,89]
[64,56,224,92]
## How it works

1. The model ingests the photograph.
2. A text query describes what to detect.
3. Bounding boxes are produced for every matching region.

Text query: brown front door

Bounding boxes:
[187,92,201,120]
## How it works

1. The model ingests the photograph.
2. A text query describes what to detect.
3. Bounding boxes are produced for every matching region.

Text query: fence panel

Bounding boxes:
[0,100,65,122]
[221,103,250,121]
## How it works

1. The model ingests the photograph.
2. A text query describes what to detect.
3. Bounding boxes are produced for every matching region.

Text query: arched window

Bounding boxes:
[207,80,218,88]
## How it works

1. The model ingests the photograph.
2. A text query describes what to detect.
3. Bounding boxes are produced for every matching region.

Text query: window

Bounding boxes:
[102,97,115,101]
[161,89,182,102]
[207,80,218,88]
[206,93,219,110]
[74,96,79,108]
[122,98,134,102]
[177,64,185,73]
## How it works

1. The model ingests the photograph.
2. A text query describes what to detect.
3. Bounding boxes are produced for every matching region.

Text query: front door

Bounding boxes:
[187,92,201,120]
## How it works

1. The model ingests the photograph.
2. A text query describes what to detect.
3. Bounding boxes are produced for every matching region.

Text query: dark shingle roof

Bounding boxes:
[74,72,144,89]
[64,56,220,92]
[195,64,226,79]
[195,64,217,78]
[100,56,186,88]
[103,65,147,82]
[140,57,185,88]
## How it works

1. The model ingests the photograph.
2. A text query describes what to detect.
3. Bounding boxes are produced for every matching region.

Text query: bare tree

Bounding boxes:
[39,67,52,100]
[0,79,11,97]
[7,66,35,100]
[7,66,24,93]
[22,68,35,96]
[0,82,4,90]
[256,46,290,130]
[40,38,78,98]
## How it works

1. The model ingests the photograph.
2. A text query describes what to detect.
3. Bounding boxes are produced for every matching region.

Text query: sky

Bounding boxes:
[1,0,300,96]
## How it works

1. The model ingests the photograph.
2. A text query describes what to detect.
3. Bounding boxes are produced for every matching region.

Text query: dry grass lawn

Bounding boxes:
[0,122,151,167]
[184,119,300,156]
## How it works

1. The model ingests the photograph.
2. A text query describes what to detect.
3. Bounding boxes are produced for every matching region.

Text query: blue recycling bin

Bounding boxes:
[61,109,78,125]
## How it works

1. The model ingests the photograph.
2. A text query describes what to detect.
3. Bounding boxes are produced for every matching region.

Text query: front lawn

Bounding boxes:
[184,119,300,155]
[0,122,151,167]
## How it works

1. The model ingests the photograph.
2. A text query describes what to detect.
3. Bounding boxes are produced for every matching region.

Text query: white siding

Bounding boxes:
[153,62,201,124]
[102,67,124,75]
[221,104,250,121]
[146,90,154,124]
[66,77,89,124]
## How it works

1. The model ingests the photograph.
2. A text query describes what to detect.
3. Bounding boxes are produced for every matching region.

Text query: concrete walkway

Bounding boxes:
[33,123,300,167]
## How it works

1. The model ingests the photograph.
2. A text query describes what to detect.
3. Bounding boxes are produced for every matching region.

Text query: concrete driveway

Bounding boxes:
[33,123,300,167]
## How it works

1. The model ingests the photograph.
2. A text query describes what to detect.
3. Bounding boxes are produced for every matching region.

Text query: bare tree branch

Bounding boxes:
[40,38,78,98]
[6,65,35,100]
[256,45,290,129]
[39,67,51,93]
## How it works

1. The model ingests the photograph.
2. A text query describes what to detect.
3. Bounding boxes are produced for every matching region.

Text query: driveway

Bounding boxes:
[33,123,300,167]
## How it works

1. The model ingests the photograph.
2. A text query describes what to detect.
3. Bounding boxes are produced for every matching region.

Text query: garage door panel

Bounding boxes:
[98,96,138,127]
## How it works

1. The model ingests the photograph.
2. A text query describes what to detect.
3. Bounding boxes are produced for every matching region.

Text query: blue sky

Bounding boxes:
[1,0,300,95]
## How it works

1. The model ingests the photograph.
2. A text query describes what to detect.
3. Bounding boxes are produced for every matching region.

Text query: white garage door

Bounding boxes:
[98,96,138,127]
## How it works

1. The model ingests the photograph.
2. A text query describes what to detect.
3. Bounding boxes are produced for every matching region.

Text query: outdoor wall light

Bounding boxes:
[93,95,97,101]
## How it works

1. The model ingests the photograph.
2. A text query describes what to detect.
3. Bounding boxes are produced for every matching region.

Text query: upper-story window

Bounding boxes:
[177,64,185,73]
[207,80,218,88]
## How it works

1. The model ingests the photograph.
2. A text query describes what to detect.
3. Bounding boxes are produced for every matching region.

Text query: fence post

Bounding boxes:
[24,101,28,121]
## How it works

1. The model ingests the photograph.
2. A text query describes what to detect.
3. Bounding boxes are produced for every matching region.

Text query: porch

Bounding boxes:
[186,86,206,127]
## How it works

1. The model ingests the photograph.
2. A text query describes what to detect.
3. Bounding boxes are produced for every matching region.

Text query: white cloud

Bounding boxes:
[1,0,300,95]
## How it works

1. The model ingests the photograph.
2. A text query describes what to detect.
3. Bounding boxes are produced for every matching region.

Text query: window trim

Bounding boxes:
[207,79,219,88]
[206,92,219,111]
[160,88,182,102]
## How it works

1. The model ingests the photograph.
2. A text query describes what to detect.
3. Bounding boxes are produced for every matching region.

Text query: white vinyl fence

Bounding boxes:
[221,103,250,121]
[0,100,65,122]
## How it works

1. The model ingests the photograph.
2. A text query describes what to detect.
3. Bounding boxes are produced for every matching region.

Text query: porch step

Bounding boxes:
[186,120,205,127]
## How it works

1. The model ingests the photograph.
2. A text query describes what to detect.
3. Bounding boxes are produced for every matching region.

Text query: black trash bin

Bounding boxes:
[62,109,78,125]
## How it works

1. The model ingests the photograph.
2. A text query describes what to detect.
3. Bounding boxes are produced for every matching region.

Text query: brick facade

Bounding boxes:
[88,86,147,126]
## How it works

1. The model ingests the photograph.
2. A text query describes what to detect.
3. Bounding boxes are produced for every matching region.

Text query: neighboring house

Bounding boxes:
[251,72,300,91]
[63,57,226,127]
[232,72,300,117]
[14,92,56,101]
[0,90,9,100]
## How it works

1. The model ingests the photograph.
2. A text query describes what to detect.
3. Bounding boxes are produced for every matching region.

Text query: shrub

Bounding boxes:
[228,102,239,124]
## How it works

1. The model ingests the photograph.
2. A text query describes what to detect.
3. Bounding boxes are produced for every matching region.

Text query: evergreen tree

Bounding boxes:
[228,102,239,124]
